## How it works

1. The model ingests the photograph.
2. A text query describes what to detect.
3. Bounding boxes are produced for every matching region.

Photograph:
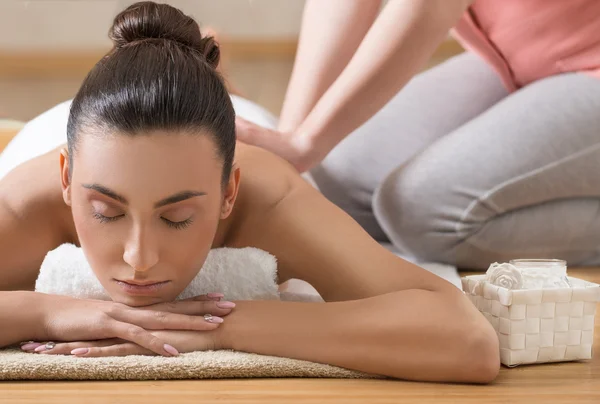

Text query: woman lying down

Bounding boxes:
[0,1,498,383]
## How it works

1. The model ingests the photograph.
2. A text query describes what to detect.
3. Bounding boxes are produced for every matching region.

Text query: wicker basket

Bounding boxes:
[462,275,600,366]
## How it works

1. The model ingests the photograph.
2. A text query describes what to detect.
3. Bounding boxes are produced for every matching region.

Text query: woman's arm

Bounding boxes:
[0,291,48,346]
[295,0,471,169]
[278,0,382,133]
[219,180,499,383]
[220,291,497,383]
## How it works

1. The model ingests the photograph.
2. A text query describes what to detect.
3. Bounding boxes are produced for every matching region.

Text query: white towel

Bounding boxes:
[35,243,325,302]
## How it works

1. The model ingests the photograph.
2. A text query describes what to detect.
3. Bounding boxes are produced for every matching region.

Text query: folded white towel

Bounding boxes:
[35,243,325,302]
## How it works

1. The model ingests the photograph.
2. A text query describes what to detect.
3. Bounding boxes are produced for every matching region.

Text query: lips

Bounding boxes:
[117,280,167,286]
[114,279,171,295]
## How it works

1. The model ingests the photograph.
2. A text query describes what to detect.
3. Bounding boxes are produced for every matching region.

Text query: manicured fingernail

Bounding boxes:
[21,343,42,351]
[207,292,224,299]
[206,316,224,324]
[34,345,47,352]
[164,344,179,356]
[216,301,235,309]
[71,348,89,355]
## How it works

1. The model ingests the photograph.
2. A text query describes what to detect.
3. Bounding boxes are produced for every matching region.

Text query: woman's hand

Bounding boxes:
[236,117,318,172]
[24,293,234,357]
[21,330,218,357]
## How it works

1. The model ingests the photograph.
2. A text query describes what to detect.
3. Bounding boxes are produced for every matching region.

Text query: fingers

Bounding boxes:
[21,340,154,357]
[144,299,235,317]
[235,116,250,127]
[75,342,154,357]
[183,293,224,302]
[148,293,222,304]
[111,321,179,357]
[115,308,225,333]
[20,342,43,351]
[114,295,231,332]
[21,339,121,355]
[235,117,260,143]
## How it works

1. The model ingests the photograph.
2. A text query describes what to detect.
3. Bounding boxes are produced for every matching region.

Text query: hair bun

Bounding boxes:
[108,1,220,69]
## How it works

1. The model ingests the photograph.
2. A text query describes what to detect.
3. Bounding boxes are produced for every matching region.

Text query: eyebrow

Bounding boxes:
[82,183,206,208]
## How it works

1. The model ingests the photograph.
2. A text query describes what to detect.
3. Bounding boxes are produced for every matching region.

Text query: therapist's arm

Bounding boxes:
[278,0,382,134]
[296,0,472,165]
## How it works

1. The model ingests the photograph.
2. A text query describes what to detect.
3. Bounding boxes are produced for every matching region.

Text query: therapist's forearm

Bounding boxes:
[297,0,471,162]
[278,0,382,134]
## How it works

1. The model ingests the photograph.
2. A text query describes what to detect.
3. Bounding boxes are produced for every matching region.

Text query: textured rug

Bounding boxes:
[0,348,380,381]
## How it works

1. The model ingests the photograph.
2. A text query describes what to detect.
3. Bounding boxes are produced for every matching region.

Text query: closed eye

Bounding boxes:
[93,212,124,223]
[161,217,194,230]
[92,212,193,230]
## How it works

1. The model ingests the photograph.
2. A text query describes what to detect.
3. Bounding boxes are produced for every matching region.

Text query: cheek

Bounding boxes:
[160,215,221,287]
[71,203,96,245]
[165,216,219,266]
[72,202,107,245]
[70,201,121,275]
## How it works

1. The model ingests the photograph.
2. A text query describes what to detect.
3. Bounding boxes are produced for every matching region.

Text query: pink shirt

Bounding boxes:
[452,0,600,91]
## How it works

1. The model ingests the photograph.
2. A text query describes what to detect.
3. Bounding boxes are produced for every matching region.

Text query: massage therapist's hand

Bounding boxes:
[20,293,233,357]
[236,117,319,172]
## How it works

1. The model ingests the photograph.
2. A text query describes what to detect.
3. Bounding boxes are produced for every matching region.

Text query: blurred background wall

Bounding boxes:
[0,0,305,51]
[0,0,462,122]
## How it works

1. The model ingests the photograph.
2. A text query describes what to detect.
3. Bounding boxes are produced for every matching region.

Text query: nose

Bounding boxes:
[123,224,159,273]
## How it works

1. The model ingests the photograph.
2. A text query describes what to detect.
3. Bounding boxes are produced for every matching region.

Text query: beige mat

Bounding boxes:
[0,348,379,380]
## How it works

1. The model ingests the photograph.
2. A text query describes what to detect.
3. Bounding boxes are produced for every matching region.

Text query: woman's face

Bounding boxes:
[60,131,239,307]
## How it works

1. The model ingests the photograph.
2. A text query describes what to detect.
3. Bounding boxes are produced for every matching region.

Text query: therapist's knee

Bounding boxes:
[372,161,459,262]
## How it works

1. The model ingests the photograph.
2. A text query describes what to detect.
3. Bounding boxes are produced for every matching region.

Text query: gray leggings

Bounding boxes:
[310,52,600,269]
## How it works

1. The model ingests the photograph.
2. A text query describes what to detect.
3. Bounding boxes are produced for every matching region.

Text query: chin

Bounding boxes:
[110,293,168,307]
[104,281,185,306]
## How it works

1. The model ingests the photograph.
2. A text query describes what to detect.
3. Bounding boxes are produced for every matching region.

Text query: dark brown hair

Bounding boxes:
[66,1,235,186]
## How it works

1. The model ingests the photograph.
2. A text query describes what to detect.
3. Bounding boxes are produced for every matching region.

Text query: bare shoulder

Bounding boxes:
[224,142,308,229]
[225,144,452,301]
[0,147,70,216]
[223,143,311,242]
[0,147,74,290]
[232,142,306,208]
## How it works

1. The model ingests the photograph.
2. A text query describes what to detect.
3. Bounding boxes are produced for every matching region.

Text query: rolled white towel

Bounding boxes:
[35,243,324,302]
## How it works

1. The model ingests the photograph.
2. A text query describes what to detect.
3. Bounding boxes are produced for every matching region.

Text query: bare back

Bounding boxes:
[0,147,74,290]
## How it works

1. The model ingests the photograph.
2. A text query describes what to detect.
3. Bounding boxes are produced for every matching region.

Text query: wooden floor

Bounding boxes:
[1,268,598,404]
